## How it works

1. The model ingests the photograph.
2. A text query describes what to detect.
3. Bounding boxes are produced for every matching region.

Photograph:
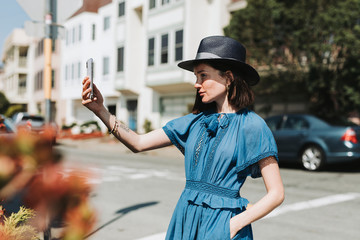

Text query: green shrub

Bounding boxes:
[143,119,153,133]
[5,105,25,118]
[80,120,101,131]
[61,122,77,130]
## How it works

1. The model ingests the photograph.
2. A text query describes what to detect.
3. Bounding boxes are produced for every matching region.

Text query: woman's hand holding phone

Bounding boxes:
[82,58,104,114]
[86,58,94,99]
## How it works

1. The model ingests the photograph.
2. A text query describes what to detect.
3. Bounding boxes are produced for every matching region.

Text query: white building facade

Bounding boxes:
[61,0,119,127]
[29,37,64,124]
[1,28,64,124]
[61,0,243,132]
[1,29,33,111]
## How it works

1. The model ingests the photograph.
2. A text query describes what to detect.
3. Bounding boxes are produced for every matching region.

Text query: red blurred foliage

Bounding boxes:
[0,130,97,239]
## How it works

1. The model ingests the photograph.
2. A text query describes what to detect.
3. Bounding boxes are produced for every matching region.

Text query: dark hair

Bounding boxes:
[192,61,255,114]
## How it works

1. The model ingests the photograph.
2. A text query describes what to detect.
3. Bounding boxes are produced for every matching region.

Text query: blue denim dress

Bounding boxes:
[162,109,278,240]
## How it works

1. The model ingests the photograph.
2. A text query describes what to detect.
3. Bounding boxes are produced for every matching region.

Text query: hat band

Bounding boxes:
[195,52,221,60]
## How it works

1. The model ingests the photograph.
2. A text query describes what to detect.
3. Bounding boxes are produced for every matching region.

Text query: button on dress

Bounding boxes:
[162,109,278,240]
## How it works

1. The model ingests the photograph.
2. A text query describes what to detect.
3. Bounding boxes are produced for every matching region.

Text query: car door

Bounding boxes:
[275,116,310,160]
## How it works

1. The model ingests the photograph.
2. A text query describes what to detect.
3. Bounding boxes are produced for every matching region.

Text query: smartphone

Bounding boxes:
[86,58,94,99]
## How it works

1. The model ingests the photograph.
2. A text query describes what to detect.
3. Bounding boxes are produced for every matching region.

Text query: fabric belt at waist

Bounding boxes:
[185,180,240,199]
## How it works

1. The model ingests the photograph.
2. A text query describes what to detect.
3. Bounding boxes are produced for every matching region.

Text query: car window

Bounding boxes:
[22,116,45,122]
[265,116,283,131]
[283,116,309,130]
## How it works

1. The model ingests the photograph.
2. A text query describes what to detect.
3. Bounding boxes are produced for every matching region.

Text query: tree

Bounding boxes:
[225,0,360,119]
[0,92,10,114]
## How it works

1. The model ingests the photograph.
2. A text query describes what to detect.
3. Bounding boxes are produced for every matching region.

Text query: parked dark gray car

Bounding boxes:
[265,114,360,171]
[13,112,58,144]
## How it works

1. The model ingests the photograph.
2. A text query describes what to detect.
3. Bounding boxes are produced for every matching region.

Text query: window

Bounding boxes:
[35,71,43,90]
[18,76,26,94]
[175,29,183,61]
[51,39,56,52]
[78,24,82,41]
[148,38,155,66]
[104,16,110,31]
[71,63,75,80]
[162,0,170,5]
[160,95,195,116]
[103,57,110,75]
[92,24,96,40]
[36,40,44,57]
[118,1,125,17]
[108,105,116,116]
[117,47,124,72]
[65,30,69,45]
[51,70,55,88]
[39,71,43,89]
[284,117,310,130]
[149,0,156,9]
[65,65,68,81]
[34,73,38,90]
[78,62,81,78]
[72,27,76,43]
[161,34,168,64]
[127,100,137,131]
[265,116,283,131]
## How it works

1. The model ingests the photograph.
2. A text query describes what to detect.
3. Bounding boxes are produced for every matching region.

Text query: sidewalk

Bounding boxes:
[56,134,183,160]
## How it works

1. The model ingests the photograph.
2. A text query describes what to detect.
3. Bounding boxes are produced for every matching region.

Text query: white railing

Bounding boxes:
[19,57,27,68]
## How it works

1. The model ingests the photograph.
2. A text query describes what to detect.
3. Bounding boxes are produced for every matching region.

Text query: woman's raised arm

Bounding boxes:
[82,77,172,153]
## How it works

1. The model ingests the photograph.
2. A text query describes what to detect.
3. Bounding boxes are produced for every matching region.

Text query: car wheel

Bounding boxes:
[301,145,325,171]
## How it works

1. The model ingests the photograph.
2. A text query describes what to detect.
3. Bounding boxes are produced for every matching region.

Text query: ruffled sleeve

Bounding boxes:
[235,113,278,178]
[162,113,203,154]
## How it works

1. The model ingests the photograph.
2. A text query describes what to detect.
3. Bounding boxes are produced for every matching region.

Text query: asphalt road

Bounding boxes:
[55,138,360,240]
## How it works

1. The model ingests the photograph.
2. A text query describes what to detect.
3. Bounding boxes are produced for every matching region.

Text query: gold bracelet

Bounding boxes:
[109,115,118,134]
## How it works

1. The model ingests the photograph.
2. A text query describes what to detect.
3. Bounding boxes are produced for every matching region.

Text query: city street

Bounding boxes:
[55,137,360,240]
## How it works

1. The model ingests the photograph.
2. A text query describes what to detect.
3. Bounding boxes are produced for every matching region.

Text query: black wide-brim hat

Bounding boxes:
[178,36,260,86]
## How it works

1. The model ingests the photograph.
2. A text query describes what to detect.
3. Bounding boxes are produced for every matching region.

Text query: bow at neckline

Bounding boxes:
[202,113,230,137]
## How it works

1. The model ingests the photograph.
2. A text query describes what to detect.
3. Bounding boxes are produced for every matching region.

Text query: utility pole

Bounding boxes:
[44,0,53,124]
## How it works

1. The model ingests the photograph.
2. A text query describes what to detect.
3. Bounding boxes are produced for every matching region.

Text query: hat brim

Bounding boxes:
[178,58,260,86]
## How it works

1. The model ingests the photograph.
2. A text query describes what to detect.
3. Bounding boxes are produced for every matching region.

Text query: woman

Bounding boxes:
[82,36,284,239]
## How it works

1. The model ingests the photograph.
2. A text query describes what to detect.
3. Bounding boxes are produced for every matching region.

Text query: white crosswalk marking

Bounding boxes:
[263,192,360,219]
[80,165,184,184]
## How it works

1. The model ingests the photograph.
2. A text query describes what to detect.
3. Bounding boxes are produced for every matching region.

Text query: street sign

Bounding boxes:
[17,0,82,24]
[24,21,45,38]
[24,21,66,39]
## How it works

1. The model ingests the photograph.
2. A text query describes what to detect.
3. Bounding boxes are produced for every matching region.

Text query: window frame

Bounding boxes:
[117,47,124,72]
[103,16,111,31]
[118,1,126,17]
[103,56,110,76]
[149,0,156,9]
[160,33,169,64]
[148,37,155,66]
[78,24,82,42]
[92,24,96,40]
[175,29,183,61]
[51,69,55,88]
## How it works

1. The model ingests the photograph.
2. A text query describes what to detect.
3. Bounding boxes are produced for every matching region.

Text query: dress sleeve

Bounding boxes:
[236,115,278,178]
[162,113,202,154]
